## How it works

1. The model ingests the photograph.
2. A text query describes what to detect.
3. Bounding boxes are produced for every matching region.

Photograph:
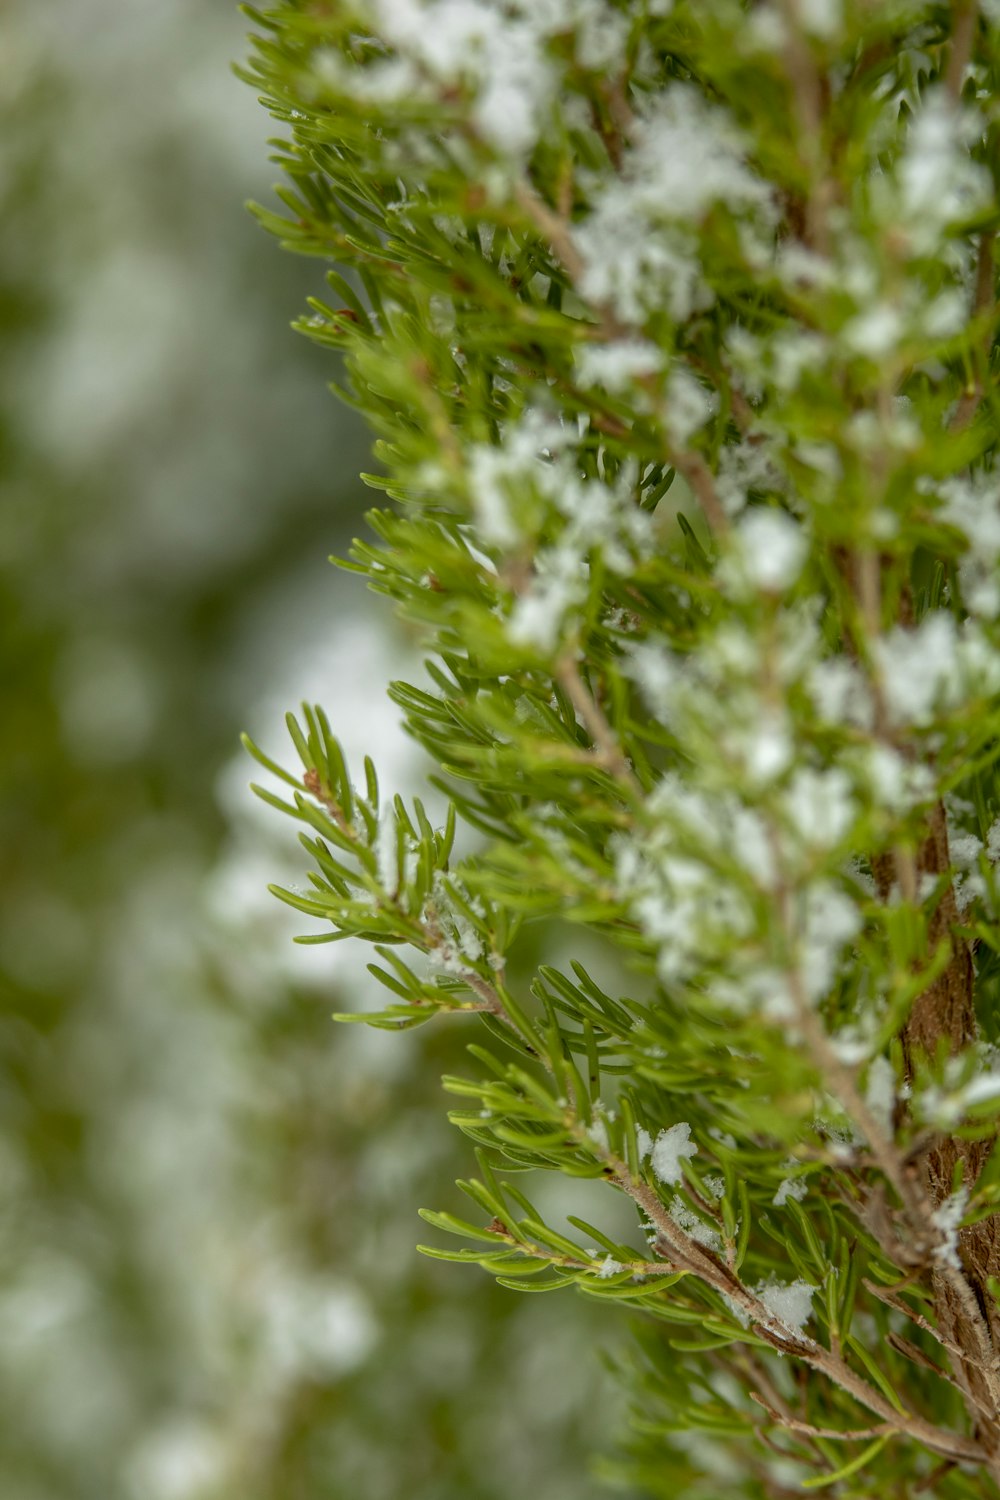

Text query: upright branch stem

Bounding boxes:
[556,654,642,794]
[945,2,978,101]
[803,537,1000,1453]
[514,181,587,285]
[671,451,730,537]
[951,227,997,432]
[779,0,832,255]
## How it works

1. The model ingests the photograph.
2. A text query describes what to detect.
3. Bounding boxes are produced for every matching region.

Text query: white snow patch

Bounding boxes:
[651,1122,697,1185]
[663,366,717,446]
[668,1195,722,1251]
[988,818,1000,863]
[756,1277,815,1336]
[726,509,807,593]
[874,612,957,726]
[573,84,772,323]
[798,0,842,38]
[932,1186,969,1270]
[897,94,992,253]
[773,1175,808,1208]
[576,339,664,393]
[842,303,903,359]
[782,767,856,849]
[865,1055,896,1134]
[375,815,398,892]
[808,656,873,729]
[371,0,554,156]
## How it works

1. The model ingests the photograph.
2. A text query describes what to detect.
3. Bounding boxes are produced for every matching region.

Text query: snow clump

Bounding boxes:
[651,1122,698,1185]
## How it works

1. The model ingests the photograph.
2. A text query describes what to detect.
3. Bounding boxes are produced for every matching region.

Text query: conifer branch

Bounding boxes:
[245,3,1000,1487]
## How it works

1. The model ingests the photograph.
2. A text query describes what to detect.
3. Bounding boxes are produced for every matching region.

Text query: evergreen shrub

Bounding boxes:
[241,2,1000,1490]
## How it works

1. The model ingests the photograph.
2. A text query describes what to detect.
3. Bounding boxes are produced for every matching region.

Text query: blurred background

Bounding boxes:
[0,3,633,1498]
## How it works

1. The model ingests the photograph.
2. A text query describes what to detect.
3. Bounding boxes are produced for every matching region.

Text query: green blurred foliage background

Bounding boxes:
[0,4,633,1498]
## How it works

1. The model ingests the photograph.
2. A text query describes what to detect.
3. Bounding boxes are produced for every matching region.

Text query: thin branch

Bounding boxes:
[950,228,996,432]
[737,1353,827,1463]
[945,1,978,101]
[749,1393,894,1443]
[672,450,730,537]
[865,1276,1000,1382]
[556,654,642,794]
[303,768,353,835]
[513,182,587,287]
[778,0,832,255]
[611,1163,986,1465]
[300,772,524,1035]
[459,970,513,1018]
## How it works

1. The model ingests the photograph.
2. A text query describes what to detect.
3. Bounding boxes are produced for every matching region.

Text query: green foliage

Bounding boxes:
[243,0,1000,1493]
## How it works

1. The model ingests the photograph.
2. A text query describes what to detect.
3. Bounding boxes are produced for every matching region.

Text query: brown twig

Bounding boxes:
[945,1,978,102]
[610,1162,986,1465]
[950,228,997,432]
[778,0,832,256]
[513,182,587,286]
[672,451,730,537]
[555,654,642,794]
[749,1392,894,1443]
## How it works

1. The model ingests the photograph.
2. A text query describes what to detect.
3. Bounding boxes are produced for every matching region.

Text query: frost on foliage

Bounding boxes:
[948,826,988,913]
[627,614,823,791]
[375,814,399,893]
[352,0,630,156]
[726,322,832,403]
[875,614,1000,727]
[841,303,904,360]
[796,883,862,1004]
[575,338,664,395]
[715,439,788,519]
[720,509,807,596]
[468,407,568,547]
[508,547,589,650]
[797,0,843,40]
[615,764,861,1011]
[773,1175,808,1208]
[614,783,763,984]
[755,1278,816,1336]
[864,1055,897,1134]
[932,1186,970,1271]
[468,409,652,649]
[807,655,874,731]
[618,600,865,1013]
[668,1195,721,1252]
[936,473,1000,620]
[853,743,935,815]
[595,1254,624,1279]
[650,1121,697,1185]
[422,872,486,975]
[894,95,991,253]
[781,767,855,851]
[918,1054,1000,1129]
[663,367,718,447]
[585,1111,610,1151]
[573,85,773,323]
